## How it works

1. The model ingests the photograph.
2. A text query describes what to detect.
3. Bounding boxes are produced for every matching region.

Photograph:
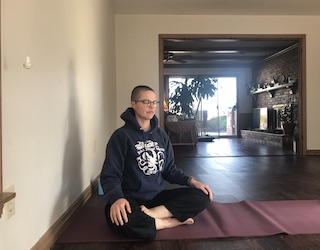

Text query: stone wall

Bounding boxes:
[241,129,283,146]
[251,46,299,131]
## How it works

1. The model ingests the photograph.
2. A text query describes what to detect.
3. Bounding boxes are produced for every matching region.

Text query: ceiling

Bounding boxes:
[115,0,320,15]
[163,37,299,68]
[115,0,311,69]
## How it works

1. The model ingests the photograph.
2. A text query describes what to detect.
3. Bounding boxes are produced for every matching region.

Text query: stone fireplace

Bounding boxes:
[241,103,295,149]
[240,45,299,152]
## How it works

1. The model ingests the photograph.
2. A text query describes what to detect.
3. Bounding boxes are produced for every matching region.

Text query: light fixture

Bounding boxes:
[23,56,32,69]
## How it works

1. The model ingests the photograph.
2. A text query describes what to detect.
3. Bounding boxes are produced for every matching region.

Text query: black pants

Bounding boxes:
[105,187,211,242]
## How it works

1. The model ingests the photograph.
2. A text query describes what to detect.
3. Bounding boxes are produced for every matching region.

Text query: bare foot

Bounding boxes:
[183,218,194,225]
[140,205,172,219]
[140,205,149,215]
[141,205,194,229]
[155,217,194,230]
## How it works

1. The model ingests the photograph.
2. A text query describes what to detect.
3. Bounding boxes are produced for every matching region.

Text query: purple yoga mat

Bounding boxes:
[56,200,320,243]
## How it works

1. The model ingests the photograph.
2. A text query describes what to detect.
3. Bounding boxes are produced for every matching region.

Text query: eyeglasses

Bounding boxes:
[134,100,160,107]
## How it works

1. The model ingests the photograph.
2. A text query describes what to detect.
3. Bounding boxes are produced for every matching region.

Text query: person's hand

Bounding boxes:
[190,178,213,201]
[110,198,132,226]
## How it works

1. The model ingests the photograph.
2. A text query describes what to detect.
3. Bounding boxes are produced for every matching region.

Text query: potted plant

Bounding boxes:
[169,76,217,118]
[278,102,295,135]
[246,82,257,94]
[168,78,195,118]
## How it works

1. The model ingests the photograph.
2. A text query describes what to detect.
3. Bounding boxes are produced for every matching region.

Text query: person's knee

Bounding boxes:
[191,188,211,209]
[193,187,211,200]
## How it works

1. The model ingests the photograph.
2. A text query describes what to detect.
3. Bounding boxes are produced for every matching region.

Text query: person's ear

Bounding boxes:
[131,101,136,109]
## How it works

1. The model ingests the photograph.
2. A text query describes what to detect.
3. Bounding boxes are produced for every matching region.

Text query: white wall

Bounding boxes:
[115,14,320,150]
[0,1,116,249]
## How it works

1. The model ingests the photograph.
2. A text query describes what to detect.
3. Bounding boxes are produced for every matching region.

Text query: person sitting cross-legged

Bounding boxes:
[100,85,213,242]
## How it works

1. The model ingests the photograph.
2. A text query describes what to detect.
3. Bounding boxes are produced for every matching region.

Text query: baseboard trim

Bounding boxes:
[306,150,320,155]
[31,175,99,250]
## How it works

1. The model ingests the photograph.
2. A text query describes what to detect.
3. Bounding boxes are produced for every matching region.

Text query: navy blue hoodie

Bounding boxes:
[100,108,190,205]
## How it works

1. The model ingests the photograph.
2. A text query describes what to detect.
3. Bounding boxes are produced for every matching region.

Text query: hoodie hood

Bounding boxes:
[120,107,159,133]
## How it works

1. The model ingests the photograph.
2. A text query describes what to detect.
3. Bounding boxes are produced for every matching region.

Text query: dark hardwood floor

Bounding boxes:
[173,138,295,158]
[52,138,320,250]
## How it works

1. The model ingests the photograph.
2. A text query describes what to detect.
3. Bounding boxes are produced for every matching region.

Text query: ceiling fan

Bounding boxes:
[163,50,192,63]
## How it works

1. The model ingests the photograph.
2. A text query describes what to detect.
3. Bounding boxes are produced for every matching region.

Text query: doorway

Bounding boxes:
[159,34,306,154]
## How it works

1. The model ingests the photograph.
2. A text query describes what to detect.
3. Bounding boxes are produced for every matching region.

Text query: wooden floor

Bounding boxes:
[52,138,320,250]
[173,138,295,158]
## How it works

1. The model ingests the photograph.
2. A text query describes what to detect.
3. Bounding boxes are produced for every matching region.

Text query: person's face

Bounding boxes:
[131,90,157,122]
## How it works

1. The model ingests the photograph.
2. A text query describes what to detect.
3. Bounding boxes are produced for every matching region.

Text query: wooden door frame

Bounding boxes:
[159,34,306,155]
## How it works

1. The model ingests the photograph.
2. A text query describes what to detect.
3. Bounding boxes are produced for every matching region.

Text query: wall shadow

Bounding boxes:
[51,60,83,223]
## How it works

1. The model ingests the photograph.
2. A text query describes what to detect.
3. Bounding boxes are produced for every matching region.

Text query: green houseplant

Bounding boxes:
[169,76,217,118]
[278,102,295,135]
[246,81,257,94]
[279,104,294,123]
